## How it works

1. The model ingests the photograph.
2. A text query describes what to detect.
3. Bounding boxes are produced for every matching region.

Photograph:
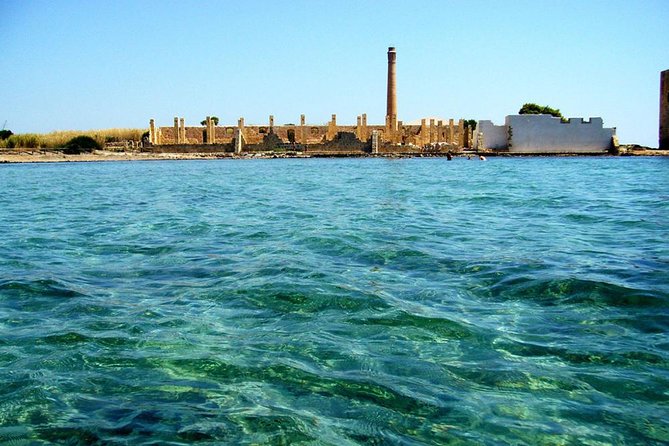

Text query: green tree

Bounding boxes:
[0,130,13,140]
[200,116,219,126]
[463,119,477,129]
[519,103,564,120]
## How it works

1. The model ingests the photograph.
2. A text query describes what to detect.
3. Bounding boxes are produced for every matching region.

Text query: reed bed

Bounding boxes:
[0,128,145,149]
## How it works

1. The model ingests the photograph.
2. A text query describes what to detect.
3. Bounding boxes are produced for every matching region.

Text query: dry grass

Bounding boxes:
[0,128,145,149]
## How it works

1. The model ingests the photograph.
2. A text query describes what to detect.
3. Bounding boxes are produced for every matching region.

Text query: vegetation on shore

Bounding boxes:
[0,128,144,149]
[519,103,565,121]
[63,135,102,154]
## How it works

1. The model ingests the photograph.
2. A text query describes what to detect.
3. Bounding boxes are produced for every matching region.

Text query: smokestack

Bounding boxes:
[386,47,397,127]
[661,69,669,150]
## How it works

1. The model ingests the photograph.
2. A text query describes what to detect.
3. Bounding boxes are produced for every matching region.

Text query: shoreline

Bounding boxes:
[1,148,667,164]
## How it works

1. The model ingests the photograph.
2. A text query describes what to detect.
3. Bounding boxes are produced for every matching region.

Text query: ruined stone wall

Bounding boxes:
[396,121,466,147]
[474,120,508,151]
[153,119,468,150]
[157,125,334,145]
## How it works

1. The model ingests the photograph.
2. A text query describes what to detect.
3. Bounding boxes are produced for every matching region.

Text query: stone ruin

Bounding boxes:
[146,47,472,155]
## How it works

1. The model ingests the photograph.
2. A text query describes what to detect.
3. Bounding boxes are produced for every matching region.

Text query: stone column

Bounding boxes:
[180,118,186,144]
[458,119,465,147]
[449,119,455,145]
[437,120,443,142]
[386,47,397,130]
[356,115,362,140]
[174,117,179,145]
[385,115,391,141]
[149,119,156,145]
[327,114,337,140]
[300,114,306,144]
[236,118,244,154]
[420,118,427,146]
[362,113,368,141]
[397,121,403,144]
[371,130,380,154]
[429,119,435,144]
[207,117,214,144]
[209,117,215,144]
[269,115,274,132]
[661,69,669,150]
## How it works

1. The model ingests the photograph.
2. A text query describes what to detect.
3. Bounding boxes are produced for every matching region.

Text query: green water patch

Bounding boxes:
[348,310,478,342]
[0,279,88,301]
[605,314,669,334]
[575,371,669,403]
[35,426,104,445]
[162,358,450,422]
[0,426,40,446]
[487,276,667,308]
[87,242,178,257]
[233,283,391,315]
[229,413,317,444]
[493,337,668,368]
[38,331,90,346]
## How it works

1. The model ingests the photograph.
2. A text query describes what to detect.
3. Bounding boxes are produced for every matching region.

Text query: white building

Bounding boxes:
[474,114,616,154]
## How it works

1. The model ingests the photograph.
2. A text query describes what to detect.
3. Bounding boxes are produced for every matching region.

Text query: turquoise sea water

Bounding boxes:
[0,157,668,445]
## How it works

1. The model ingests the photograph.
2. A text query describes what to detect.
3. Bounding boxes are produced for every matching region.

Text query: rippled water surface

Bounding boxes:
[0,157,668,445]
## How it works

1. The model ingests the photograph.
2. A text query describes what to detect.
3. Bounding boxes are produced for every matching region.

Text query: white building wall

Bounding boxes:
[505,115,615,153]
[475,120,508,150]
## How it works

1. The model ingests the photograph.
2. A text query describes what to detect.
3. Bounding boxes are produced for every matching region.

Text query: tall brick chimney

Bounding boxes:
[660,69,669,150]
[386,47,397,131]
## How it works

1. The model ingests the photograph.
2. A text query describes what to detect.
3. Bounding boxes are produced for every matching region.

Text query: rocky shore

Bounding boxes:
[1,146,667,164]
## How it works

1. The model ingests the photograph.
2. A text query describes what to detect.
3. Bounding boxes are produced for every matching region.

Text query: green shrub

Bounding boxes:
[463,119,477,129]
[64,135,101,154]
[519,103,564,120]
[5,134,41,149]
[0,130,13,140]
[200,116,219,126]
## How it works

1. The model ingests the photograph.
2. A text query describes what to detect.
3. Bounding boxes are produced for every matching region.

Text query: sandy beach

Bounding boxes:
[0,149,237,164]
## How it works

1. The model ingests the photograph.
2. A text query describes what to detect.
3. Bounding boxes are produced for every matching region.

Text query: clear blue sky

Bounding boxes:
[1,0,667,146]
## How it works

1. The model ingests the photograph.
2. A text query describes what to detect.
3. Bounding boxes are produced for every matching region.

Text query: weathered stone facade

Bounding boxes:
[148,114,470,154]
[145,47,474,154]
